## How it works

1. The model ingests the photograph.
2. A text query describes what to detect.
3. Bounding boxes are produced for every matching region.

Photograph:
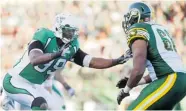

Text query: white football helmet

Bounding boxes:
[53,13,79,44]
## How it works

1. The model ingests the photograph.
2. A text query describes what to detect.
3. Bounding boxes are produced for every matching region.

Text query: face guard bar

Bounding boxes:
[122,8,141,34]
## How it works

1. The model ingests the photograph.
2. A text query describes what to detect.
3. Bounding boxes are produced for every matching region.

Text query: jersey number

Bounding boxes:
[34,58,66,75]
[156,29,176,51]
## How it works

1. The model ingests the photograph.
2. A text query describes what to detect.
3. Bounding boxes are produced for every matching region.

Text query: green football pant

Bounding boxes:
[127,72,186,110]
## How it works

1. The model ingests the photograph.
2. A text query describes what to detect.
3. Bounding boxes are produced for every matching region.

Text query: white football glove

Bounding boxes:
[117,49,133,64]
[67,88,75,97]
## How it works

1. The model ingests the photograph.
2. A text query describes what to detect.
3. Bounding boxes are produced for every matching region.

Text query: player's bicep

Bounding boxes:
[28,40,44,54]
[28,40,44,61]
[131,40,147,74]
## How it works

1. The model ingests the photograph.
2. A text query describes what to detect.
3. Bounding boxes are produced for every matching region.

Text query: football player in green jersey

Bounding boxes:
[2,13,132,110]
[117,2,186,110]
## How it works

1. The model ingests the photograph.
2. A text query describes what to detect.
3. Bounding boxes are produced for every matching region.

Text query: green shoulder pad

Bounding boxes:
[33,28,55,46]
[127,23,150,48]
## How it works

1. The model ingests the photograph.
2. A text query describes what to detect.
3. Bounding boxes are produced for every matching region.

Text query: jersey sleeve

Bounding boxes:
[127,23,150,48]
[32,28,49,46]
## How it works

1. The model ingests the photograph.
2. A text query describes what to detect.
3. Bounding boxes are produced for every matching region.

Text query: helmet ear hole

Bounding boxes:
[55,28,58,31]
[65,24,70,27]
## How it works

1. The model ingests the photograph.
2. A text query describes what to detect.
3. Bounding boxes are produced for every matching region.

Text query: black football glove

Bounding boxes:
[117,89,130,105]
[116,77,128,89]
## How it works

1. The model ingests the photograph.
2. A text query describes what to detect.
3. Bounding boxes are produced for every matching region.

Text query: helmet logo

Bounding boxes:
[57,17,65,24]
[130,8,140,17]
[141,7,144,12]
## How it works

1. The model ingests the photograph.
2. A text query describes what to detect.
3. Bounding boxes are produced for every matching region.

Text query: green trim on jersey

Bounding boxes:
[52,84,62,97]
[3,74,34,97]
[127,23,174,77]
[31,106,42,110]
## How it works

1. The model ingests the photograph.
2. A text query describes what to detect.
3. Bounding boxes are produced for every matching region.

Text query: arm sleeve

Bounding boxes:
[71,49,88,66]
[28,40,44,55]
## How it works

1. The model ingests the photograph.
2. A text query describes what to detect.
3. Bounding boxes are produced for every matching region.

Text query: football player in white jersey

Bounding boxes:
[117,2,186,110]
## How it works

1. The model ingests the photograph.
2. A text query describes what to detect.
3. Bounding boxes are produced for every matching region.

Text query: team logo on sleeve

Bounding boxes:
[128,28,150,41]
[129,29,137,37]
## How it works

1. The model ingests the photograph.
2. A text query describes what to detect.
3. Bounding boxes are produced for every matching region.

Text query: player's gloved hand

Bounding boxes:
[52,43,71,59]
[60,44,71,56]
[61,47,70,57]
[116,77,128,89]
[116,49,132,64]
[117,89,130,105]
[67,88,75,97]
[60,44,77,60]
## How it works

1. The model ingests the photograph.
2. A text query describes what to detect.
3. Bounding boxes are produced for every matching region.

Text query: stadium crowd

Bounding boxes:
[1,1,186,110]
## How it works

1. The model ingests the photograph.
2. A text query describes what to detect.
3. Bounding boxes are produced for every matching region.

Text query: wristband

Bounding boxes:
[63,83,71,90]
[123,86,131,93]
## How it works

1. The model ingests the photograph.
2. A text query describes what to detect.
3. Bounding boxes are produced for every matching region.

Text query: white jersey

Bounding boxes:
[127,22,185,79]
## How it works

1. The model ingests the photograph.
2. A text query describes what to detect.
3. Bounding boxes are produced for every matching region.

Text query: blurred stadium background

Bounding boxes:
[0,0,186,110]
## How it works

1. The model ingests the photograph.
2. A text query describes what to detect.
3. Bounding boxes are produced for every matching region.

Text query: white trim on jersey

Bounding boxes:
[83,55,92,67]
[152,25,185,73]
[44,38,52,49]
[29,49,44,54]
[8,50,30,77]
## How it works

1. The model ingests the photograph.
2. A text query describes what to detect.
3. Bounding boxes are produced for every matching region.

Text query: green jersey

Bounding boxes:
[127,22,185,79]
[8,28,79,84]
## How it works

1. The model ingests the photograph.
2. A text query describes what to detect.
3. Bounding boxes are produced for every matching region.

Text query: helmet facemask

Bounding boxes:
[55,24,78,44]
[122,8,141,34]
[53,14,79,44]
[56,24,78,44]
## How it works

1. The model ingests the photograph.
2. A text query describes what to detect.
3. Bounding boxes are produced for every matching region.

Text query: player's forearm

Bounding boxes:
[55,70,71,90]
[89,58,119,69]
[125,40,147,90]
[57,77,71,90]
[127,69,144,88]
[30,52,61,66]
[138,75,152,85]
